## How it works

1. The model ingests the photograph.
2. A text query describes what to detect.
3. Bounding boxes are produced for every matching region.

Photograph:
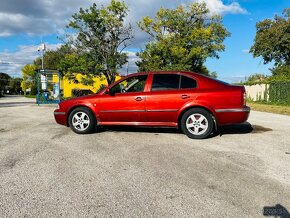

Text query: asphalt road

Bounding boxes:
[0,96,290,217]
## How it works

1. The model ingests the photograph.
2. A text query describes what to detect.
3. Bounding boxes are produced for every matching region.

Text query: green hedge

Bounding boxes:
[268,82,290,105]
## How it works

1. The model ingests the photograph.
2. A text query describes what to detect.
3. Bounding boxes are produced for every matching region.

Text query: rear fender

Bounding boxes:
[178,101,218,130]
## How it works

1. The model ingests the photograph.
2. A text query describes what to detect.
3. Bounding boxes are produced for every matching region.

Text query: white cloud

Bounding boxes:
[242,49,250,53]
[0,0,247,39]
[0,0,247,76]
[0,43,61,77]
[196,0,247,15]
[119,51,140,75]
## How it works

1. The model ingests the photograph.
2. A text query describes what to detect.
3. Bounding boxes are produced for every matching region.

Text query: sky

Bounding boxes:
[0,0,289,83]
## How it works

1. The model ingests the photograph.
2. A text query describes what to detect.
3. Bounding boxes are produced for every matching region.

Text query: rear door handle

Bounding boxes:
[181,94,190,99]
[135,97,143,101]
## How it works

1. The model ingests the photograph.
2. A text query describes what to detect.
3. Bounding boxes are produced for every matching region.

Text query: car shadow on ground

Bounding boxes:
[217,122,272,137]
[98,126,183,135]
[97,122,272,137]
[263,204,290,218]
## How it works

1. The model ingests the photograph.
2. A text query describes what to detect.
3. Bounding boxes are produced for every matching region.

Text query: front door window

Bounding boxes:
[111,75,147,94]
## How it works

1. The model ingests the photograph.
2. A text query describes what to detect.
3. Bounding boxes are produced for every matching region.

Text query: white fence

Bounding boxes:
[245,84,268,101]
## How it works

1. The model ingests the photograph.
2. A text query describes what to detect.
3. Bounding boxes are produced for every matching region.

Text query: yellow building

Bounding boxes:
[53,74,121,98]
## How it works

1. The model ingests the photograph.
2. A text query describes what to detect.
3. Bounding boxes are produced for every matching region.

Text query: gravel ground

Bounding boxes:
[0,96,290,218]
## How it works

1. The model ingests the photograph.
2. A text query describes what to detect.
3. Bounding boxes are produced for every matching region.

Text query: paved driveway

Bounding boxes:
[0,96,289,217]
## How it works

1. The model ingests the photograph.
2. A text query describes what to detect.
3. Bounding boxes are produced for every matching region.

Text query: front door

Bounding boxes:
[98,75,148,123]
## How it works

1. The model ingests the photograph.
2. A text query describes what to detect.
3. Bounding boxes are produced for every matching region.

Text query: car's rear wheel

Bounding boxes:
[69,107,95,134]
[180,108,214,139]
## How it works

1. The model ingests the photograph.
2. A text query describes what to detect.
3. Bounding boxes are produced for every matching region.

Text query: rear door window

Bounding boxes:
[151,74,197,91]
[180,76,197,89]
[151,74,180,91]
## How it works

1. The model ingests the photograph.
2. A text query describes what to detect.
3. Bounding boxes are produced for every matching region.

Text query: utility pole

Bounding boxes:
[38,41,47,91]
[38,41,46,71]
[126,61,129,76]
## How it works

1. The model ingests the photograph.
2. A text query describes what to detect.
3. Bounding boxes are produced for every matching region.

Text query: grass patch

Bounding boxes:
[248,102,290,116]
[25,95,36,98]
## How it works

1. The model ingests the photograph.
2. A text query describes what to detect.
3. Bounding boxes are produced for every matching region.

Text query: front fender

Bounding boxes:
[66,101,97,126]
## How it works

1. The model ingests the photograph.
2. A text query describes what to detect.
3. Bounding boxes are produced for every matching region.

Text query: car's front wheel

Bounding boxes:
[180,108,214,139]
[69,107,95,134]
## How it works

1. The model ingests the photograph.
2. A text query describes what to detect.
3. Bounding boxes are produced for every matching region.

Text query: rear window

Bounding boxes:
[151,74,197,91]
[180,76,197,89]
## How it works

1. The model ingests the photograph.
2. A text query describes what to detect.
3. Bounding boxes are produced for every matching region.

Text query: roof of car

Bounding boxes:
[128,70,199,76]
[120,71,229,89]
[128,71,211,80]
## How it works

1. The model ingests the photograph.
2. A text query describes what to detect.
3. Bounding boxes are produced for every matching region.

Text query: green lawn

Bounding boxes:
[24,95,36,98]
[248,102,290,116]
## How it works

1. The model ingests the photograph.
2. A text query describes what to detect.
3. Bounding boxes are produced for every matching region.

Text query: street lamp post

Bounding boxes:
[38,42,46,71]
[38,42,47,92]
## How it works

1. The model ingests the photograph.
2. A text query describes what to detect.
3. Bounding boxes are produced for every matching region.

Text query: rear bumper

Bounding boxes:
[215,106,250,125]
[54,110,67,126]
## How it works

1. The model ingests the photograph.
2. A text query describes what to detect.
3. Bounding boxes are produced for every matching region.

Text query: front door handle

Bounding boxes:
[135,97,143,101]
[181,94,190,99]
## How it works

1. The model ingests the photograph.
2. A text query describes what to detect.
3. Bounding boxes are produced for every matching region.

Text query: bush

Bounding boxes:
[268,81,290,105]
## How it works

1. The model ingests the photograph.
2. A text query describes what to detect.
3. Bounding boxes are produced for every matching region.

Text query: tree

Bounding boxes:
[64,0,133,85]
[250,8,290,78]
[34,44,74,71]
[246,73,268,82]
[136,2,230,75]
[8,78,23,94]
[21,64,37,95]
[0,72,10,96]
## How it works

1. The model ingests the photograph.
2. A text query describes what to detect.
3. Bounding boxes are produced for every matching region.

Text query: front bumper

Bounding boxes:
[54,110,67,126]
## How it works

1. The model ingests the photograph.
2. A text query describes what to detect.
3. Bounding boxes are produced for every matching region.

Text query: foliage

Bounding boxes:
[208,71,218,79]
[21,64,37,95]
[96,84,107,94]
[268,81,290,105]
[239,72,290,86]
[270,65,290,79]
[246,73,268,83]
[136,2,230,75]
[0,72,10,96]
[8,78,23,94]
[65,0,133,85]
[250,8,290,78]
[24,95,36,99]
[244,81,290,105]
[34,44,74,71]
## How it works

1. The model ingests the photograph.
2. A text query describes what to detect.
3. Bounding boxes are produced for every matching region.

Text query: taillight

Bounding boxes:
[243,91,246,106]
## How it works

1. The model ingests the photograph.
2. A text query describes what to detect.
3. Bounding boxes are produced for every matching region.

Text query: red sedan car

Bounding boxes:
[54,71,250,139]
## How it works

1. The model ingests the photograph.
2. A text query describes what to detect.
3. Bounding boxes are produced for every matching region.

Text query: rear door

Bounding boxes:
[145,73,198,123]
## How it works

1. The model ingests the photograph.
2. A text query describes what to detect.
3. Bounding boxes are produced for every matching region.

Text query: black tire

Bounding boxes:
[180,108,214,139]
[68,107,95,134]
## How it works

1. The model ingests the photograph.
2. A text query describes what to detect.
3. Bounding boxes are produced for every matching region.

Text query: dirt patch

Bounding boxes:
[2,158,19,169]
[51,128,70,140]
[0,128,9,133]
[251,125,272,133]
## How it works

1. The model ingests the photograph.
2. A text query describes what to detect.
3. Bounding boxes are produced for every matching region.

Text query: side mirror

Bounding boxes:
[108,88,115,96]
